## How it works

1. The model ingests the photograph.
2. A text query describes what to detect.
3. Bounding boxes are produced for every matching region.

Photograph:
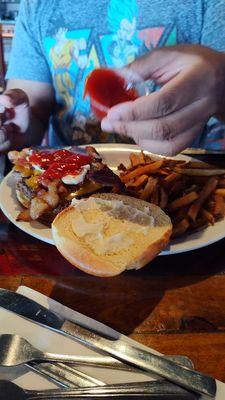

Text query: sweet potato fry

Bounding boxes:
[215,188,225,198]
[163,172,181,187]
[200,209,215,225]
[172,218,190,238]
[140,177,158,200]
[130,153,141,167]
[190,218,209,233]
[168,180,184,199]
[139,151,146,164]
[119,152,225,238]
[150,185,159,205]
[211,194,225,218]
[169,191,198,212]
[126,174,148,190]
[121,160,164,183]
[187,177,218,222]
[159,186,168,208]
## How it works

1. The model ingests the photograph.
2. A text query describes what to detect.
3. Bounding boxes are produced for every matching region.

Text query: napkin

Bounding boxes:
[8,285,224,399]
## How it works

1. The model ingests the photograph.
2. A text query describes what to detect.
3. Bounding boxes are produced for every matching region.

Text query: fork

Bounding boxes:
[0,334,131,368]
[0,380,197,399]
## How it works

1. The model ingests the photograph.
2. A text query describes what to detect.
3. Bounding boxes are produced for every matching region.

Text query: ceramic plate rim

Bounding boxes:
[0,143,225,255]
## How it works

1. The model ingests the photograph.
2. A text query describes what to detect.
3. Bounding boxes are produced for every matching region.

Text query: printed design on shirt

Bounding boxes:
[138,27,165,50]
[100,0,141,67]
[164,25,177,46]
[44,28,100,133]
[204,118,225,150]
[44,1,178,144]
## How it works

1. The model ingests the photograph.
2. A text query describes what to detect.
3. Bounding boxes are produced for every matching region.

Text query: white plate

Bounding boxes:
[0,143,225,255]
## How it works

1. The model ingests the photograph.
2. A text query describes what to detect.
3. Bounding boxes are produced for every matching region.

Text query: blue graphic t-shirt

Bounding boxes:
[6,0,225,149]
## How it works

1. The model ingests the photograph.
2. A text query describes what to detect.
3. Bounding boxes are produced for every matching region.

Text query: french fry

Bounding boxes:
[121,160,164,183]
[169,191,198,212]
[187,177,218,222]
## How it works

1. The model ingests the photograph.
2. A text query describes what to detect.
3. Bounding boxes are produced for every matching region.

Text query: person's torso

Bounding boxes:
[32,0,205,145]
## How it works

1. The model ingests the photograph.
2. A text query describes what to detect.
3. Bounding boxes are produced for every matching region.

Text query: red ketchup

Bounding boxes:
[84,68,138,120]
[28,149,92,180]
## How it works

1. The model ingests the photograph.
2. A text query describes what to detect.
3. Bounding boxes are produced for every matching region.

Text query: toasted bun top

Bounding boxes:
[52,193,172,277]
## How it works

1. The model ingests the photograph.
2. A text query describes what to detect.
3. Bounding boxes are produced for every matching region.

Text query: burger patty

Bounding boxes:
[16,178,36,202]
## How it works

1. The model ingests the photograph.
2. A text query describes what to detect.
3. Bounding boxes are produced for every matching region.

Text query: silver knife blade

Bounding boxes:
[0,289,216,398]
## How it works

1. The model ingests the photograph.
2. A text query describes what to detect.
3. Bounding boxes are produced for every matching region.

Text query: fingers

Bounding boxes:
[126,46,186,81]
[105,66,213,122]
[0,89,29,108]
[0,89,30,133]
[4,103,30,133]
[139,123,205,157]
[102,97,211,143]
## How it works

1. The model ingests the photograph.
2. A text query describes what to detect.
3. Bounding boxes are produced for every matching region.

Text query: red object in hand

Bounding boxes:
[84,68,138,120]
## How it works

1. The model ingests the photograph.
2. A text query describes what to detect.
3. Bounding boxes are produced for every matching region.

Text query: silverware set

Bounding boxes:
[0,288,217,399]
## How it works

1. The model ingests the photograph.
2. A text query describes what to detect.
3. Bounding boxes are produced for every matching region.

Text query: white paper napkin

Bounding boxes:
[0,285,223,399]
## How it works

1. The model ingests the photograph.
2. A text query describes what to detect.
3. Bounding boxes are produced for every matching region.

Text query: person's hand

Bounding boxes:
[101,45,225,156]
[0,89,30,152]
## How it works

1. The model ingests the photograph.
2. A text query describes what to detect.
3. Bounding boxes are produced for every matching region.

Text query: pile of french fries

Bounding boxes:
[118,152,225,238]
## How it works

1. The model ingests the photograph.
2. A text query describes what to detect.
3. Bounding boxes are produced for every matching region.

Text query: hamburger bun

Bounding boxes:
[52,193,172,277]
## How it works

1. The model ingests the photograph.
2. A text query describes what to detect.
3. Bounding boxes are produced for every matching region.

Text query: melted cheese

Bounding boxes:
[62,165,90,185]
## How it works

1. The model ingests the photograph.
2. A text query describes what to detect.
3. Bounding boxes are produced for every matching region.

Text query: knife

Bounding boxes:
[182,148,225,166]
[0,289,216,398]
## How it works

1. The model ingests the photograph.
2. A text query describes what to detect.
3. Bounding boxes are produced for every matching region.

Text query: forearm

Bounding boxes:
[23,110,48,148]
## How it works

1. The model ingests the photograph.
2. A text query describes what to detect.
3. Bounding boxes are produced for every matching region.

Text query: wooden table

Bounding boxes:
[0,210,225,382]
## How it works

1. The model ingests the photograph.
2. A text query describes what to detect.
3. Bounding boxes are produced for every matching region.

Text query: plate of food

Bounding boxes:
[0,143,225,272]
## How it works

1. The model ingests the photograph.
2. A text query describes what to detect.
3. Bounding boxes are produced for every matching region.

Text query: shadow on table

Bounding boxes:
[3,218,225,335]
[45,238,225,335]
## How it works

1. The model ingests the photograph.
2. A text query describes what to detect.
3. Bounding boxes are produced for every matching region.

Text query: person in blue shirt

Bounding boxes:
[0,0,225,156]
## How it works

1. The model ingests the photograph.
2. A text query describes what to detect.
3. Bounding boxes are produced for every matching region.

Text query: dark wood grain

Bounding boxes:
[131,333,225,382]
[0,210,225,382]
